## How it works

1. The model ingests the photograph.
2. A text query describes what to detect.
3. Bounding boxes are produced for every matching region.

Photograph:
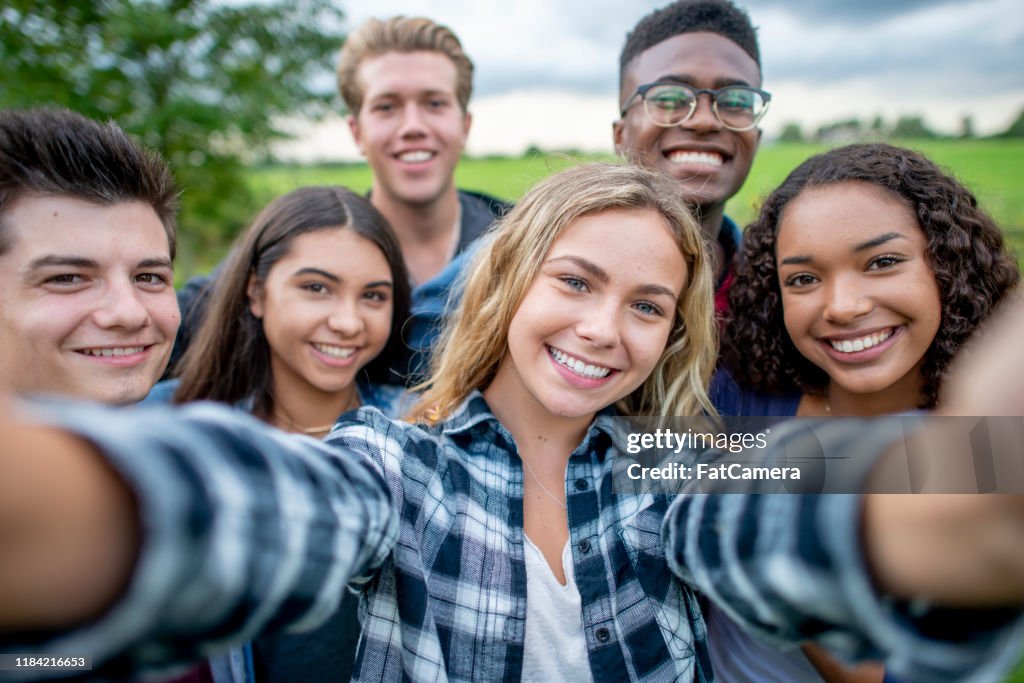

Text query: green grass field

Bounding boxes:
[247,139,1024,263]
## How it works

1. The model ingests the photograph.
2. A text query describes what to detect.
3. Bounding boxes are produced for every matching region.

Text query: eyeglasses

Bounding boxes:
[620,82,771,132]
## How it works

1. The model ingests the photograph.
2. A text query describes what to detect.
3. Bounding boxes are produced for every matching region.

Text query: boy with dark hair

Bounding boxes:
[174,16,507,382]
[0,107,180,404]
[614,0,769,314]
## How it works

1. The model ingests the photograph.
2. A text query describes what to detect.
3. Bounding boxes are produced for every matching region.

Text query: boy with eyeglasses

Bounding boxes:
[613,0,769,314]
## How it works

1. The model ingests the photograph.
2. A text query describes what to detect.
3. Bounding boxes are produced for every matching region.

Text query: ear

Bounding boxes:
[462,110,473,139]
[612,118,626,156]
[347,114,366,156]
[246,272,265,319]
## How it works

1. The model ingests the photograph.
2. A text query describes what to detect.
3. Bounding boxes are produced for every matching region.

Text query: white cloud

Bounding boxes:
[278,0,1024,159]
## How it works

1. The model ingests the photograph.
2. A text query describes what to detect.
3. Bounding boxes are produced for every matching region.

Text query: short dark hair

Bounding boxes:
[174,186,412,416]
[620,0,761,86]
[723,143,1021,409]
[0,107,179,258]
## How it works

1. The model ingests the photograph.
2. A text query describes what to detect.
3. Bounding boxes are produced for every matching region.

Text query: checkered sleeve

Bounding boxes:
[5,400,397,681]
[664,417,1024,683]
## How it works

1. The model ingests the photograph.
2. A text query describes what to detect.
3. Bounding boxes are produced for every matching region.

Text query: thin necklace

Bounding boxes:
[273,394,360,438]
[521,456,568,510]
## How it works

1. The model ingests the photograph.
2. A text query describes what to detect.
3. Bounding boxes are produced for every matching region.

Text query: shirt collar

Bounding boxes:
[441,390,620,455]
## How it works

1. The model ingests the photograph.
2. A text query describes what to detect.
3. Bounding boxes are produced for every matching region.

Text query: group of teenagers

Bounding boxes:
[2,1,1024,682]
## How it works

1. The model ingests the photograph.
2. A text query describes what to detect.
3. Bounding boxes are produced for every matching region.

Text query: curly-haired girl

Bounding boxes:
[719,142,1019,416]
[710,142,1020,682]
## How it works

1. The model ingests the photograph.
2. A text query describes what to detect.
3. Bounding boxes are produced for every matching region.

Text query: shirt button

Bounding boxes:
[595,627,611,643]
[574,478,588,491]
[578,539,591,554]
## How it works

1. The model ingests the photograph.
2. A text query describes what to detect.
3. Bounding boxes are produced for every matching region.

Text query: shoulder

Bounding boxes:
[358,381,412,419]
[142,378,180,405]
[457,189,511,245]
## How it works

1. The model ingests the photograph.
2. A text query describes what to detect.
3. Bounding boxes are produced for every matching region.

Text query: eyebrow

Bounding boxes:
[853,232,906,252]
[26,255,172,271]
[547,256,678,299]
[779,232,908,266]
[655,74,753,88]
[293,267,340,282]
[292,268,393,290]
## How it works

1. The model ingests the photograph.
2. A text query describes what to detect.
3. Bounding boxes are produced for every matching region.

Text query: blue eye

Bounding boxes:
[633,301,664,317]
[560,276,588,292]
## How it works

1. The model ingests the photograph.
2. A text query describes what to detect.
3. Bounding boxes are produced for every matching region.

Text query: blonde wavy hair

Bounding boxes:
[407,162,718,422]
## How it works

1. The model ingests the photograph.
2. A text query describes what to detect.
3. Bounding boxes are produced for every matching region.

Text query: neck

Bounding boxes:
[824,376,924,417]
[697,203,725,243]
[698,203,727,281]
[269,378,360,437]
[482,379,593,474]
[371,183,461,284]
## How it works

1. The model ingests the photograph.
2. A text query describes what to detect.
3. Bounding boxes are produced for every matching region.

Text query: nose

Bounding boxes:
[575,299,621,349]
[327,298,365,337]
[680,92,722,133]
[398,102,427,137]
[91,280,150,330]
[823,278,873,324]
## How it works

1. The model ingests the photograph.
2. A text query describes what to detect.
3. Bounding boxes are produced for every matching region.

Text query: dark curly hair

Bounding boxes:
[723,143,1020,409]
[620,0,760,89]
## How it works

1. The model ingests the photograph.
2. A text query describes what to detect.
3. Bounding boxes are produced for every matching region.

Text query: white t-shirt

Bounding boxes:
[522,536,595,682]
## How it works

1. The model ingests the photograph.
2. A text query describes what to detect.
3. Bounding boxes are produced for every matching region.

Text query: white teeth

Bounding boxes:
[313,343,356,359]
[548,346,612,379]
[666,150,723,167]
[81,347,144,357]
[829,329,893,354]
[398,150,433,163]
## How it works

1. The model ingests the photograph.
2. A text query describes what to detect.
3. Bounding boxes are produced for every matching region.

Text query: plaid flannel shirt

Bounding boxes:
[334,392,710,682]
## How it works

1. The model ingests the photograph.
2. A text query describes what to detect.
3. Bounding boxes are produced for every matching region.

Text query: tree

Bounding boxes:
[959,115,976,139]
[890,115,937,139]
[778,122,804,143]
[0,1,346,273]
[999,109,1024,138]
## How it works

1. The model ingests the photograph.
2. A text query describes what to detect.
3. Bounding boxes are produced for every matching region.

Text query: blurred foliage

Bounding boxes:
[0,0,346,275]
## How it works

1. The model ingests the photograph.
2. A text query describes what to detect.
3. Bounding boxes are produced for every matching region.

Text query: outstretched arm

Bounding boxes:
[0,401,396,680]
[667,291,1024,682]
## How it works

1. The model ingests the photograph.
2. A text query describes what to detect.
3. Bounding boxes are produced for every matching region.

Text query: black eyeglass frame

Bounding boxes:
[620,81,772,132]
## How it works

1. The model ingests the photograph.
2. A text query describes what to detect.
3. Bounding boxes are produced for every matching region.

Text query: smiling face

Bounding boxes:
[614,32,761,224]
[0,195,178,404]
[487,208,687,423]
[248,228,393,408]
[776,181,942,407]
[348,51,471,209]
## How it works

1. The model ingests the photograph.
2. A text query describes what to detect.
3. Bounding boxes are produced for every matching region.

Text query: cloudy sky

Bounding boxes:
[279,0,1024,160]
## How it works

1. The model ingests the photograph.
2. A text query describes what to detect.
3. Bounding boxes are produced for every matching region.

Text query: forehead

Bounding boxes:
[271,228,390,273]
[356,50,459,99]
[622,31,761,95]
[777,181,923,254]
[1,195,171,263]
[548,208,687,291]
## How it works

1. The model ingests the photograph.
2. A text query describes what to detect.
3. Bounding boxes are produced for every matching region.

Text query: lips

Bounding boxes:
[546,345,616,379]
[311,342,358,362]
[395,150,435,163]
[665,150,724,167]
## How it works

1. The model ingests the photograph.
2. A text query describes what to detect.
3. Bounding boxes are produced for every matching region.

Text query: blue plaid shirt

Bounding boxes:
[335,392,709,682]
[9,399,1024,682]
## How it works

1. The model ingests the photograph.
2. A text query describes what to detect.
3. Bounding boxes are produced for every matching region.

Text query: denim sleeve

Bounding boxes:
[5,400,397,681]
